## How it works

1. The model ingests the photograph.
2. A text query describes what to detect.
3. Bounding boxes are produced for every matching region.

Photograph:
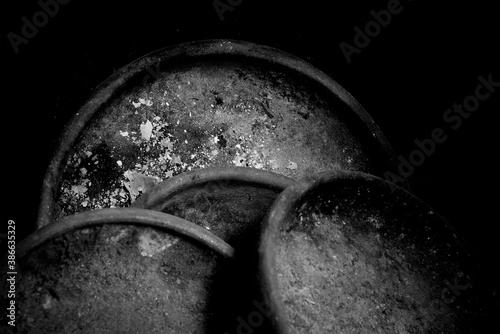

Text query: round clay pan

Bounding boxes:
[0,208,234,334]
[260,170,495,334]
[38,39,403,228]
[133,166,294,332]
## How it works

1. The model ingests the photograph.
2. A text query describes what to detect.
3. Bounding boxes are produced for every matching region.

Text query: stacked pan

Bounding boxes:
[1,40,494,334]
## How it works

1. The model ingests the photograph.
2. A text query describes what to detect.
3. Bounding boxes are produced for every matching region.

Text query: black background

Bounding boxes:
[1,0,499,330]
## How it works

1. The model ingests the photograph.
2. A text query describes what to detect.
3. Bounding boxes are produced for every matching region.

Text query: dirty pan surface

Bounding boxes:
[0,224,231,334]
[53,49,390,222]
[274,177,489,334]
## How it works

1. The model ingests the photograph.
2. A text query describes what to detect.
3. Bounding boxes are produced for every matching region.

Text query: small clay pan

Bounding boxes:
[260,170,496,334]
[0,208,234,334]
[133,166,294,333]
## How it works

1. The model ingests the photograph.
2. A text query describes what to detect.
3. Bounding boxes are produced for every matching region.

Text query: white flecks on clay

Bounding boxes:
[71,184,88,195]
[140,120,153,141]
[56,65,368,220]
[138,228,178,257]
[123,170,160,203]
[108,228,130,243]
[42,294,56,310]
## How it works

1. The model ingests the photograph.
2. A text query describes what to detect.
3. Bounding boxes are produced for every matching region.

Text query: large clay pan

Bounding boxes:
[38,39,401,228]
[259,170,495,333]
